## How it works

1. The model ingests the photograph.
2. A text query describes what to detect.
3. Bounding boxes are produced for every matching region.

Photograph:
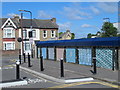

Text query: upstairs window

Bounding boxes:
[23,30,27,39]
[51,30,55,38]
[43,30,47,38]
[3,28,15,38]
[32,30,36,38]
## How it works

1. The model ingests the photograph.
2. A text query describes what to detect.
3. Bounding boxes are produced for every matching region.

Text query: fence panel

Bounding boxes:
[78,48,92,65]
[96,48,113,69]
[48,48,54,60]
[42,48,46,59]
[56,48,64,61]
[66,48,76,63]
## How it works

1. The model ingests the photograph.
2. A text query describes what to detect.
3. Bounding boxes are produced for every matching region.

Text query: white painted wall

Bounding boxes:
[113,23,120,34]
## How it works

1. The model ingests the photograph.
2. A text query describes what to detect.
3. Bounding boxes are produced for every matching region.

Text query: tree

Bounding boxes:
[71,33,75,39]
[87,33,92,38]
[101,22,117,37]
[59,32,63,36]
[87,33,96,38]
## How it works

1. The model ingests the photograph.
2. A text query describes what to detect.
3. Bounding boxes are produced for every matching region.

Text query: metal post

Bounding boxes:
[54,46,56,61]
[37,47,38,58]
[46,47,48,60]
[28,53,31,67]
[115,47,119,70]
[20,13,24,56]
[23,52,26,63]
[16,60,20,80]
[19,49,21,64]
[76,47,79,64]
[64,47,66,62]
[92,47,97,74]
[31,49,33,58]
[112,48,115,71]
[60,58,64,77]
[40,56,44,71]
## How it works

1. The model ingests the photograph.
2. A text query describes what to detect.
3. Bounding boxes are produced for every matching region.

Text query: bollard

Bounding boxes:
[23,53,26,63]
[31,49,34,58]
[28,53,31,67]
[60,58,64,77]
[40,56,44,71]
[19,54,21,64]
[16,60,20,80]
[93,57,97,74]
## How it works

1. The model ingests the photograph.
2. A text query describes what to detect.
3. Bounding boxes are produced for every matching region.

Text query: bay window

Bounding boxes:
[3,28,15,38]
[3,42,15,50]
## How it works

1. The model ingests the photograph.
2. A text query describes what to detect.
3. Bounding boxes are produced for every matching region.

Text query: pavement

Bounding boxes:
[19,57,119,86]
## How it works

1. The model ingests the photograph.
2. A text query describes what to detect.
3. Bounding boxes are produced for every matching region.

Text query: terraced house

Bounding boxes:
[0,15,59,56]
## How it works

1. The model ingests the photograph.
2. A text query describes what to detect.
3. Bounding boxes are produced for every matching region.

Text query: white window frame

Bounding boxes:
[43,30,47,38]
[32,30,36,38]
[23,30,27,39]
[3,28,15,38]
[51,30,55,38]
[3,42,15,50]
[24,42,31,51]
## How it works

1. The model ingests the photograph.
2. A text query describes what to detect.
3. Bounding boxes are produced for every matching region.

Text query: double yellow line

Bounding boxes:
[48,81,119,88]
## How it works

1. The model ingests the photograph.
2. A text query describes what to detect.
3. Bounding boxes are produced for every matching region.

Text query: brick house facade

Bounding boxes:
[0,16,59,56]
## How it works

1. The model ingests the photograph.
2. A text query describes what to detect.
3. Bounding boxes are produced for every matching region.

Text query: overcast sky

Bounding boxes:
[2,2,118,38]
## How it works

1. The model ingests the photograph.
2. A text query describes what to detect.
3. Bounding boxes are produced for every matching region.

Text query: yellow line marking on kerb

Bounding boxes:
[48,82,119,88]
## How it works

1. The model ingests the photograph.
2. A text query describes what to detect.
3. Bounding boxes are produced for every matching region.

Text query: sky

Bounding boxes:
[1,2,118,38]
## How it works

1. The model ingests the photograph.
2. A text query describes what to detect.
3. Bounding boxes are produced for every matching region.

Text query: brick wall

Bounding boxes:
[1,29,20,56]
[2,49,19,56]
[40,29,58,41]
[15,29,20,49]
[0,29,2,50]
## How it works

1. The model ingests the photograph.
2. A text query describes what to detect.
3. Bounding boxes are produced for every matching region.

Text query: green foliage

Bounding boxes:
[71,33,75,39]
[101,22,117,37]
[87,33,96,38]
[59,32,63,36]
[87,33,92,38]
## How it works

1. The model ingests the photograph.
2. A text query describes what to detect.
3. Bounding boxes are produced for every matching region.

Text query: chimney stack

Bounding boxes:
[13,14,20,22]
[51,18,56,23]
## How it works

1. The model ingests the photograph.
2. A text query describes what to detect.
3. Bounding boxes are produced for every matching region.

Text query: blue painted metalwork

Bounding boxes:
[66,48,76,63]
[42,48,46,59]
[36,37,120,47]
[48,48,54,60]
[96,48,113,69]
[78,48,92,65]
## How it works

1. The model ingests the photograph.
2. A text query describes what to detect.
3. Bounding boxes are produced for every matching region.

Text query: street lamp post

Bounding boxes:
[19,10,33,58]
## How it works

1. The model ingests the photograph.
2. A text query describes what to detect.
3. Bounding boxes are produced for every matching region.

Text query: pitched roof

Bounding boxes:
[59,30,71,38]
[0,18,7,27]
[0,18,58,29]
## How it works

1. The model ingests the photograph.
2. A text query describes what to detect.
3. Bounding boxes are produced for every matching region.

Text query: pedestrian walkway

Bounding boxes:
[20,58,119,85]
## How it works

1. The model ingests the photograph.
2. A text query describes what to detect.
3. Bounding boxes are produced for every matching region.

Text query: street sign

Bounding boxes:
[29,38,34,44]
[17,37,22,42]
